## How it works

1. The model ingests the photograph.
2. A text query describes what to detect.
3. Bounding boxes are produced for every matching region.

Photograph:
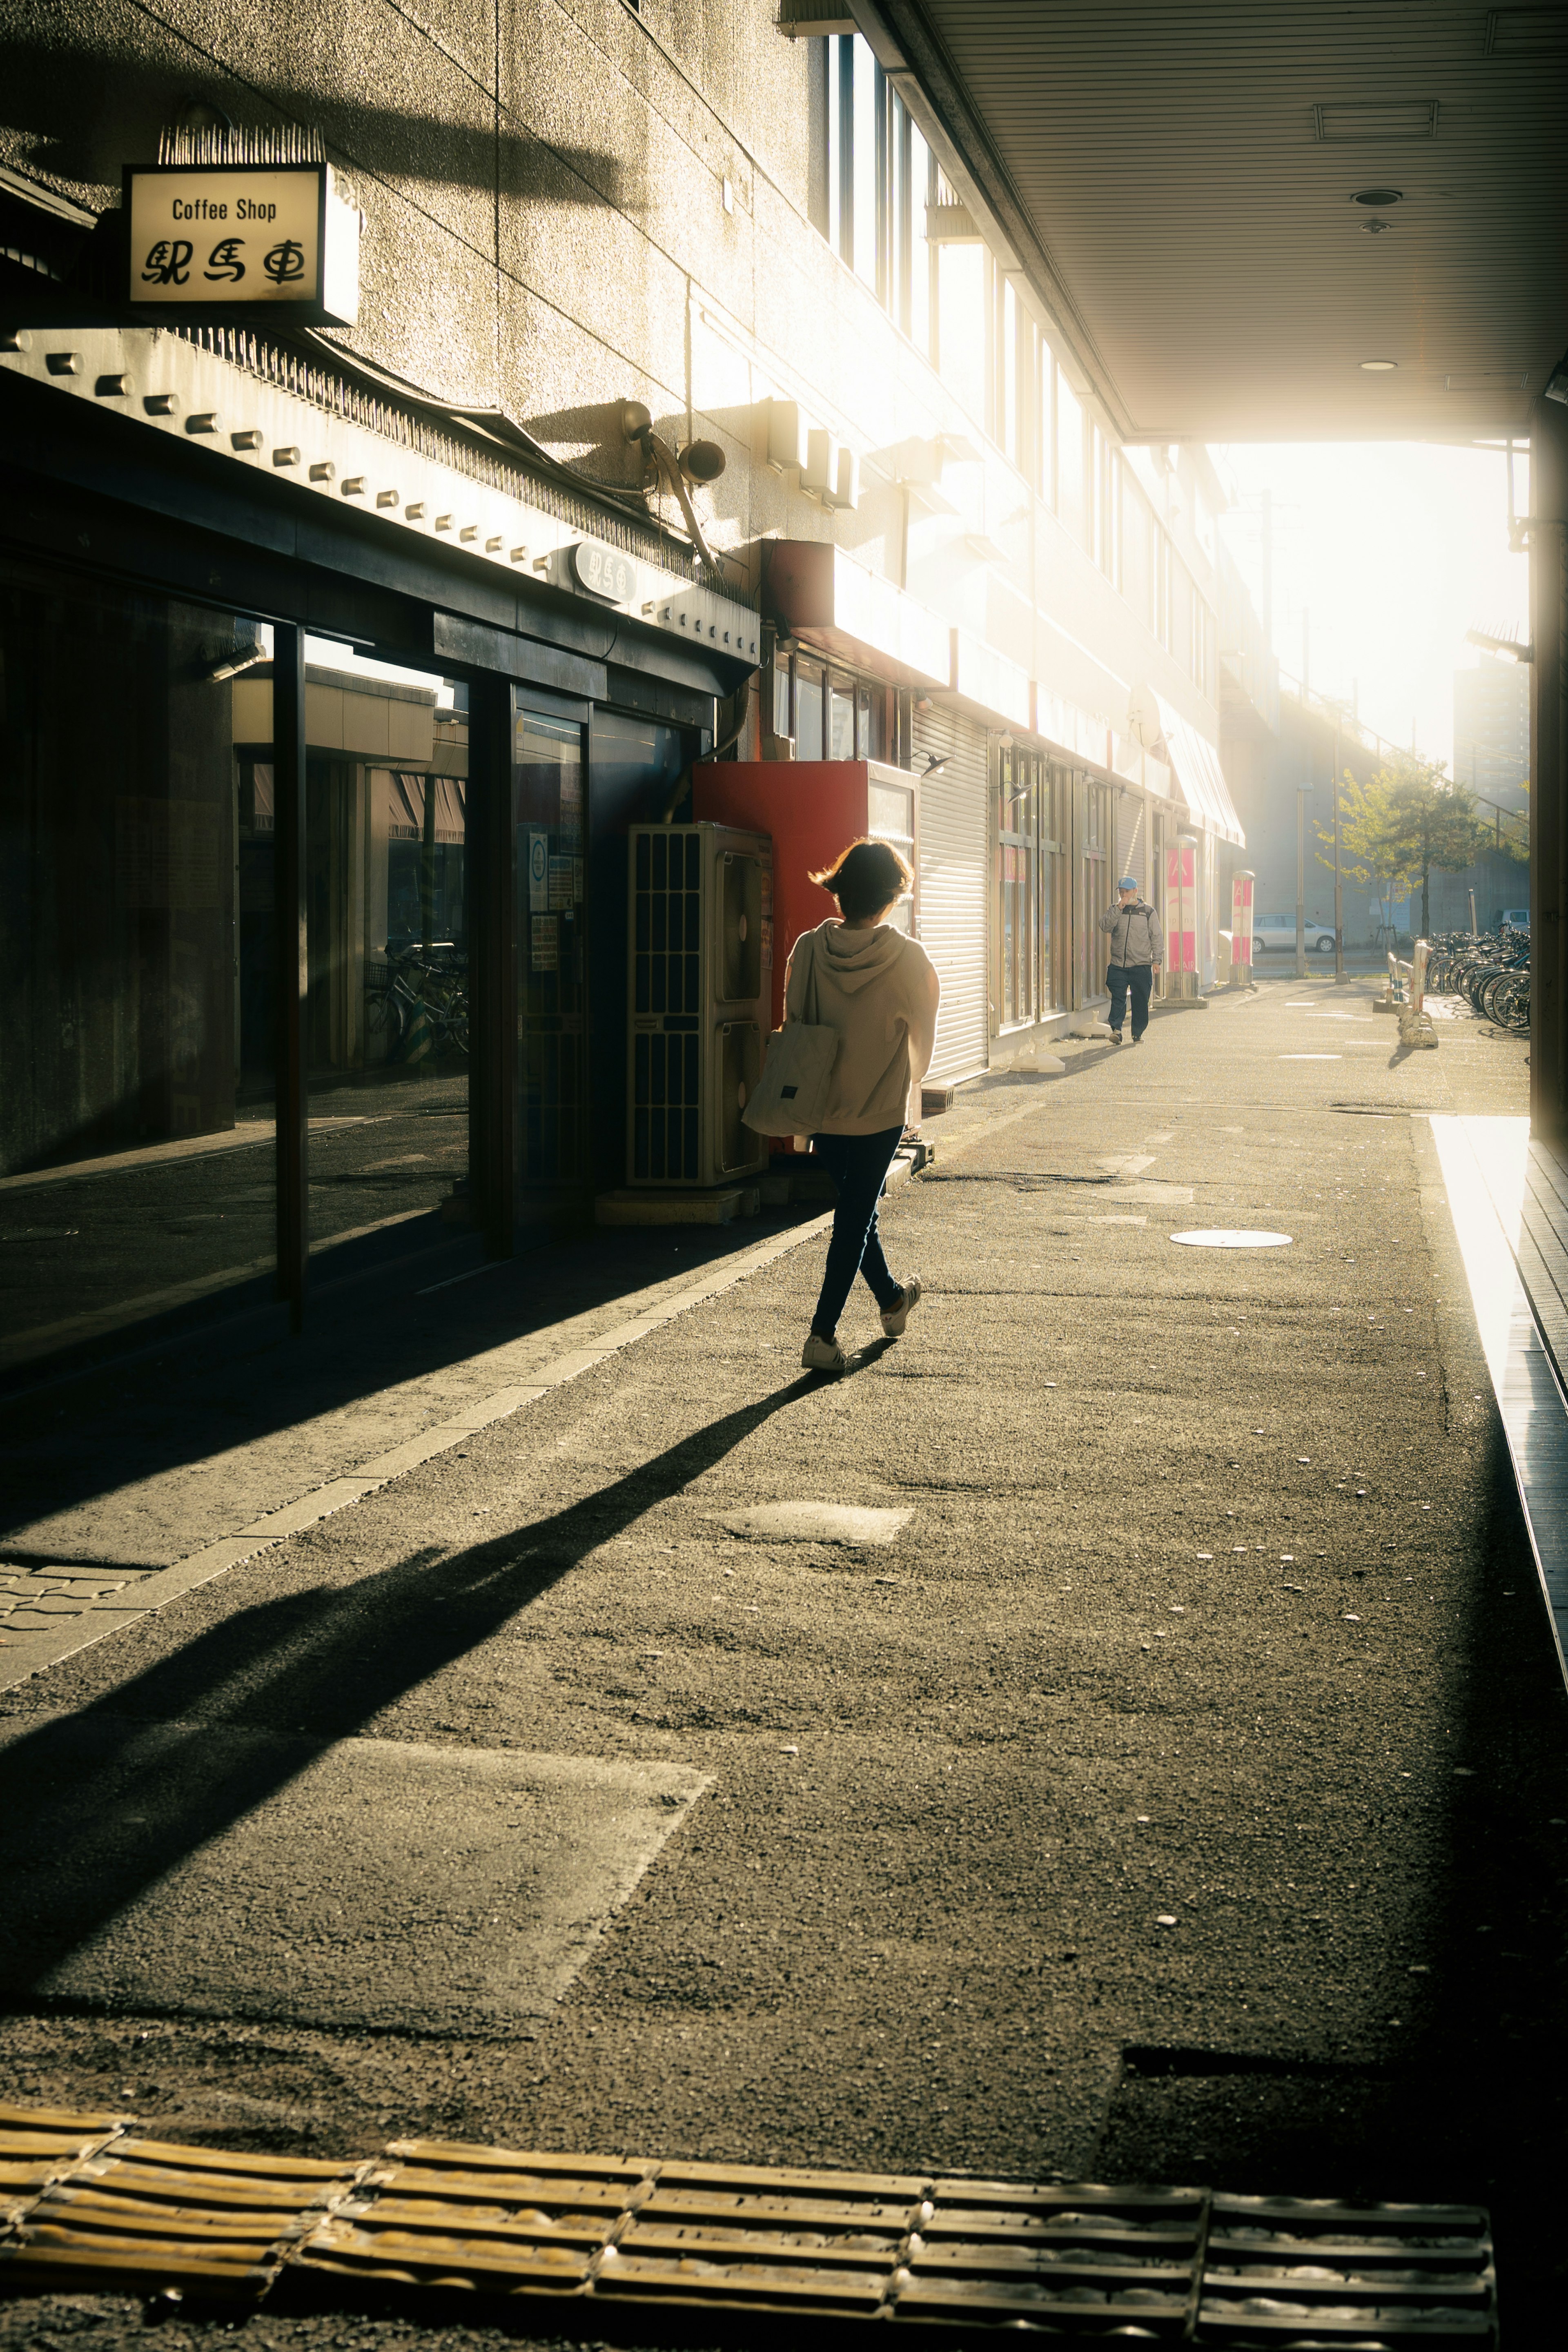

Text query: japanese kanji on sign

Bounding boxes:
[123,164,360,325]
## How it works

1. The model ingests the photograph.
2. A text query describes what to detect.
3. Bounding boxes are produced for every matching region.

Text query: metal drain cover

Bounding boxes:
[723,1502,911,1546]
[1170,1229,1293,1249]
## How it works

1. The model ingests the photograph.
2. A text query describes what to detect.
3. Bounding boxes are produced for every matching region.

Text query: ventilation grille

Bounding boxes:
[1312,100,1439,141]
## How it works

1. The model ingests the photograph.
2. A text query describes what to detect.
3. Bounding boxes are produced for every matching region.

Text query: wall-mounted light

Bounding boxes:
[621,401,726,574]
[922,753,948,777]
[207,641,270,682]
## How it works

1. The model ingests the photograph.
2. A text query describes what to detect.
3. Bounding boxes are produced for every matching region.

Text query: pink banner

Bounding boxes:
[1166,842,1196,973]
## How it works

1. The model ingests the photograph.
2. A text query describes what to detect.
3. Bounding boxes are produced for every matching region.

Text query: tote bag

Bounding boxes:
[742,931,840,1137]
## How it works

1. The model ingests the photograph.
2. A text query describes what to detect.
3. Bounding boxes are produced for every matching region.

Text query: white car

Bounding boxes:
[1252,913,1337,954]
[1497,908,1530,931]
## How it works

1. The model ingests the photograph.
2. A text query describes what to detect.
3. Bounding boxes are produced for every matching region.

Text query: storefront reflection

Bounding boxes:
[303,673,470,1277]
[0,561,278,1375]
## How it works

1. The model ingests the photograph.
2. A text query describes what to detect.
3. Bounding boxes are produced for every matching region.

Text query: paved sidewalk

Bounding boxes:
[3,972,1566,2344]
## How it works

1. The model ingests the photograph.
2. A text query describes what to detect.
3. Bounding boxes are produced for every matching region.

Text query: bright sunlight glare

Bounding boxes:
[1218,441,1530,775]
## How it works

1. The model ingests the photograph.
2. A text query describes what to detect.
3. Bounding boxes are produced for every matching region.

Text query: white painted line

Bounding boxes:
[0,1208,836,1691]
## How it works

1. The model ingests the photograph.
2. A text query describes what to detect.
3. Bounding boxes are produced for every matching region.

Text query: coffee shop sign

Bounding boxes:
[124,164,360,326]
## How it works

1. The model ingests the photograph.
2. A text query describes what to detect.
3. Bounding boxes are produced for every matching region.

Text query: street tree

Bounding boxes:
[1317,758,1492,939]
[1316,769,1419,941]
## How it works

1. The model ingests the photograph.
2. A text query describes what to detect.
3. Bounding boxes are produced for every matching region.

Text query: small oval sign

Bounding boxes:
[570,538,636,604]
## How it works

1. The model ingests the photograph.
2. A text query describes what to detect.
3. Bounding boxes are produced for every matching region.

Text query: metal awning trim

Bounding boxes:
[1153,692,1247,847]
[0,330,762,668]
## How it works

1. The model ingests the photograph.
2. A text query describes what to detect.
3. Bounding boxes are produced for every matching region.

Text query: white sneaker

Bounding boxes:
[802,1331,849,1374]
[880,1277,922,1338]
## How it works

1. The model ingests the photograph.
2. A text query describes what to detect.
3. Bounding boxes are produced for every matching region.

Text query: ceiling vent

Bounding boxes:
[1313,100,1439,141]
[1485,9,1568,56]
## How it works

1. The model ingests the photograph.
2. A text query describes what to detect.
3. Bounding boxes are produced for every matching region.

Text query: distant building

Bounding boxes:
[1454,658,1529,812]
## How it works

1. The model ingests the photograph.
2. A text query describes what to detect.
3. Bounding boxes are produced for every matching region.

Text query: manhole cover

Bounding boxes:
[723,1503,911,1546]
[1170,1230,1293,1249]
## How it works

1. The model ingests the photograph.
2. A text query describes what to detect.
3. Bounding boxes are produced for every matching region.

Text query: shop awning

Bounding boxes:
[1152,695,1246,849]
[387,772,466,844]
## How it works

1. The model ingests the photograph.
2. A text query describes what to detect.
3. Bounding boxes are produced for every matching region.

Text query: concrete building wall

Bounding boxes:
[0,3,1229,750]
[1454,657,1529,812]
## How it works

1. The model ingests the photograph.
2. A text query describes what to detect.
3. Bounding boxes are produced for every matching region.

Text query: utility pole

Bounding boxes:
[1332,707,1345,982]
[1296,786,1310,977]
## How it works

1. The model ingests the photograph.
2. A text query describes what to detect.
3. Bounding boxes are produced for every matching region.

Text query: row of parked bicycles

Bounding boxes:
[365,945,470,1060]
[1424,927,1531,1035]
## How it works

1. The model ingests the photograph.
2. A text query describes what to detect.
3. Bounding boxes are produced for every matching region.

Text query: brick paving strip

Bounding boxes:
[0,1206,860,1693]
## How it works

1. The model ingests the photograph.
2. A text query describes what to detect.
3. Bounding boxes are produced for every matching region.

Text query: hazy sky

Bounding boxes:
[1217,440,1530,775]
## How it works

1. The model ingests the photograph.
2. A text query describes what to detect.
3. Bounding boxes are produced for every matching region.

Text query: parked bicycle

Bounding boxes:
[1424,928,1530,1036]
[365,945,470,1061]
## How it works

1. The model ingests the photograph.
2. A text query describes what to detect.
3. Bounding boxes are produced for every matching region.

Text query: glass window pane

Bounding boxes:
[1003,278,1018,463]
[515,708,587,1200]
[0,561,275,1376]
[303,656,468,1279]
[827,36,843,258]
[795,659,824,760]
[852,33,878,290]
[829,679,855,759]
[909,121,931,356]
[938,241,987,427]
[1057,372,1086,547]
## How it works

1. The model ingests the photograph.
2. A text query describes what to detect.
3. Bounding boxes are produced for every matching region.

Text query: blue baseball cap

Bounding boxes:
[1117,875,1138,891]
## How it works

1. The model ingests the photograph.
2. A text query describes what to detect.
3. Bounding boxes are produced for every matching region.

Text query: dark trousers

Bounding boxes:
[808,1125,906,1336]
[1107,963,1154,1039]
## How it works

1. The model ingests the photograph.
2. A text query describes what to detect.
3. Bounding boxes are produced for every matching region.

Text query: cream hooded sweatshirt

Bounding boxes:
[783,920,941,1136]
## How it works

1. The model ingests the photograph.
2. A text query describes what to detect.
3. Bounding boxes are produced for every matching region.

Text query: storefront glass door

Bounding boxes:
[514,705,588,1207]
[303,669,471,1282]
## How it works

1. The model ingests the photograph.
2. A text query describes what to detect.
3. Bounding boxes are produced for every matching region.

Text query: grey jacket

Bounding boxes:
[1098,897,1164,967]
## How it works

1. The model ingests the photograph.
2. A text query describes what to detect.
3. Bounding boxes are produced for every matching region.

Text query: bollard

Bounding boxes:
[1396,938,1438,1049]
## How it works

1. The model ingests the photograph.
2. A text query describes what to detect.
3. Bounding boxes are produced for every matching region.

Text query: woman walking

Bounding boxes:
[785,838,940,1375]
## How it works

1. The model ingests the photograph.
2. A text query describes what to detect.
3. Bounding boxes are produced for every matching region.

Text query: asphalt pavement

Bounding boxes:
[3,972,1566,2349]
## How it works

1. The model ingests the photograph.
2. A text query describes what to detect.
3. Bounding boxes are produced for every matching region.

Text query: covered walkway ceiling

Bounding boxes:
[854,2,1568,444]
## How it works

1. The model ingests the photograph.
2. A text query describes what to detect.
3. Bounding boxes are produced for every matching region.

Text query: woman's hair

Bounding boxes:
[809,836,913,921]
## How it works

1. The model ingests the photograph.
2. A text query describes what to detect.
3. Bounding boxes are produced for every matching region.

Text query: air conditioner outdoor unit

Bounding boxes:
[627,822,772,1187]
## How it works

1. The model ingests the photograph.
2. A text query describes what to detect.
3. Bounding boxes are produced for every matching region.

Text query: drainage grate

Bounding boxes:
[1199,2191,1495,2344]
[0,2105,369,2301]
[0,2107,1498,2342]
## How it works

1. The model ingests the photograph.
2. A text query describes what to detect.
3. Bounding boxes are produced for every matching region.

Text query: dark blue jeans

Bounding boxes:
[1107,963,1154,1039]
[808,1125,907,1338]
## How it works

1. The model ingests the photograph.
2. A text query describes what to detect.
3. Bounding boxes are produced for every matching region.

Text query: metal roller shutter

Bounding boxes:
[912,707,989,1086]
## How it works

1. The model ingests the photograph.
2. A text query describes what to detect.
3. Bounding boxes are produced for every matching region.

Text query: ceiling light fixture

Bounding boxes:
[1361,220,1391,235]
[1359,359,1398,371]
[1350,187,1404,206]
